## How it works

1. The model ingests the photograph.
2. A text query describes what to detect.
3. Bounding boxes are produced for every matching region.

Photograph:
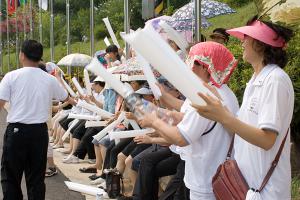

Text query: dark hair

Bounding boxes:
[247,16,294,68]
[106,44,121,61]
[21,40,43,62]
[38,62,47,72]
[213,28,230,40]
[133,80,146,87]
[94,81,105,88]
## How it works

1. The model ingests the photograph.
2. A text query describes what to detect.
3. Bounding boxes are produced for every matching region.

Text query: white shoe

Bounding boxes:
[97,181,106,189]
[62,155,79,164]
[91,177,105,185]
[88,159,96,164]
[49,137,55,143]
[52,144,64,149]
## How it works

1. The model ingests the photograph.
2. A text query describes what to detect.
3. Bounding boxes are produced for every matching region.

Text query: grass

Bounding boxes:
[293,176,300,200]
[202,2,257,36]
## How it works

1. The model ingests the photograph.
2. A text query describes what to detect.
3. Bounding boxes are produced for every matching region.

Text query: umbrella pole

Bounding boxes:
[29,0,33,39]
[124,0,130,59]
[15,0,19,69]
[50,0,54,62]
[194,0,202,42]
[90,0,94,57]
[66,0,71,74]
[6,2,10,72]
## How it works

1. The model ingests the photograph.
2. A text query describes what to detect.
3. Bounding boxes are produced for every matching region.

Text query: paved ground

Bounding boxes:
[0,108,85,200]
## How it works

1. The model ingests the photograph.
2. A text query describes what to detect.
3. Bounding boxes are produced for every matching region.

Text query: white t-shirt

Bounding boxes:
[0,67,68,124]
[176,84,239,196]
[234,64,294,200]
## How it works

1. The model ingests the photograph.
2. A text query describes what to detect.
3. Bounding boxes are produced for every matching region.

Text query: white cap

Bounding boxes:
[93,76,105,82]
[135,88,153,95]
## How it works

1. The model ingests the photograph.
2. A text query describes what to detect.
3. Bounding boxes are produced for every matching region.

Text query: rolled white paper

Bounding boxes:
[84,69,92,96]
[62,119,80,141]
[159,21,188,53]
[93,112,126,141]
[127,119,141,130]
[85,120,108,128]
[61,78,76,97]
[104,37,111,47]
[136,53,162,100]
[71,77,85,96]
[86,57,132,98]
[109,128,155,141]
[65,181,104,196]
[68,113,101,121]
[77,100,113,119]
[102,17,120,48]
[123,24,215,106]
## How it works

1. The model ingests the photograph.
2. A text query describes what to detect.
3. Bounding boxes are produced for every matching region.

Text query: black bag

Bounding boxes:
[105,169,123,198]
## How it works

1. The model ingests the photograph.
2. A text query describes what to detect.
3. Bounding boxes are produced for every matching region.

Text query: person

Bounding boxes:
[138,42,239,199]
[209,28,229,44]
[193,16,294,199]
[0,40,68,200]
[105,44,122,68]
[37,62,59,177]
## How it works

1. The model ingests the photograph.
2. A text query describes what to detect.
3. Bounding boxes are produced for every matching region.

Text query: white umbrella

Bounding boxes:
[57,53,92,67]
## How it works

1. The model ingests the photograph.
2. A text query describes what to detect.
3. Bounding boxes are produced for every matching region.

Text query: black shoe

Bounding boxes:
[89,174,101,180]
[117,195,133,200]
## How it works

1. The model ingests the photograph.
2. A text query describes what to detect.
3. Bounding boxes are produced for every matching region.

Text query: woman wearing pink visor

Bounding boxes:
[194,16,294,199]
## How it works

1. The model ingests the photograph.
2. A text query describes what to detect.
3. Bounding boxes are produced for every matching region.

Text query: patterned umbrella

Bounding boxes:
[169,0,235,31]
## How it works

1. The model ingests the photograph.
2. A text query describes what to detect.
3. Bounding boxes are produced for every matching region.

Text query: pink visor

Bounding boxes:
[226,20,285,48]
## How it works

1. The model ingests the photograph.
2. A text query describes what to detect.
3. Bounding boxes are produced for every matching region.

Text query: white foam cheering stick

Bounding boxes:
[102,17,120,48]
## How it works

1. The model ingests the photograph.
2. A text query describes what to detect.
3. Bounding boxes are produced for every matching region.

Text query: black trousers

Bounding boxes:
[1,123,49,200]
[132,148,180,200]
[102,138,132,171]
[71,120,87,140]
[158,160,190,200]
[73,127,103,160]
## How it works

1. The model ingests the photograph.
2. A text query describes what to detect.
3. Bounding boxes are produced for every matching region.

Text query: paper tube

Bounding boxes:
[159,21,188,53]
[77,100,113,119]
[93,112,125,141]
[123,24,215,106]
[85,120,108,128]
[127,119,141,130]
[68,113,101,121]
[61,78,76,97]
[71,77,85,96]
[62,119,79,141]
[136,53,161,100]
[65,181,104,196]
[84,69,92,96]
[109,128,155,141]
[86,58,132,98]
[102,17,120,48]
[104,37,111,47]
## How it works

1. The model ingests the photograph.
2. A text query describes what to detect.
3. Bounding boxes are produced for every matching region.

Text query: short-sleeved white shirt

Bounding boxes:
[176,84,239,195]
[234,64,294,200]
[0,67,68,124]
